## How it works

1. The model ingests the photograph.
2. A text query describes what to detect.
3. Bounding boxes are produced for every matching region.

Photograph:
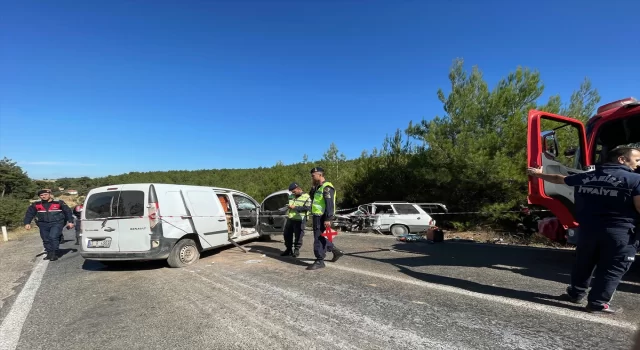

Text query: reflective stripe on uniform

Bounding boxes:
[311,181,336,216]
[288,193,310,220]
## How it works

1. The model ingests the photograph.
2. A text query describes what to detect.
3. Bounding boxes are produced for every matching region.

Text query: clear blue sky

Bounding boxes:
[1,0,638,180]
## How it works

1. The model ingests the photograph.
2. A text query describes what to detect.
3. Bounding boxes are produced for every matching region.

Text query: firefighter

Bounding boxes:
[306,167,344,270]
[280,182,311,258]
[527,146,640,314]
[23,189,75,261]
[72,204,83,245]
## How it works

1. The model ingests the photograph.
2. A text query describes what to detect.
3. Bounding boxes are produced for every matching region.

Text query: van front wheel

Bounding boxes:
[167,238,200,268]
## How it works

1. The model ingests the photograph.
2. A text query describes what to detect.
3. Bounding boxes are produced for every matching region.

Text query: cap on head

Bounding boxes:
[37,189,52,196]
[310,167,324,174]
[288,182,300,191]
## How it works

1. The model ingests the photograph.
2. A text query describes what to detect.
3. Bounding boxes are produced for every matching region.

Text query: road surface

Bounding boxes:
[1,229,639,350]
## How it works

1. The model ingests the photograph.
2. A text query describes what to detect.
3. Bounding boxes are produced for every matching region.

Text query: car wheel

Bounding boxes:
[167,238,200,268]
[390,225,409,236]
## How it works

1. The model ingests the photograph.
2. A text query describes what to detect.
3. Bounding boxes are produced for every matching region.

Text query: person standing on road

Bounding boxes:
[306,167,344,270]
[72,204,83,245]
[23,189,75,261]
[527,146,640,314]
[280,182,311,258]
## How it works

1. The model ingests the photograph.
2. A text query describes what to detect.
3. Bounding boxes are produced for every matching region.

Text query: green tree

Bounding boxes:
[0,158,34,199]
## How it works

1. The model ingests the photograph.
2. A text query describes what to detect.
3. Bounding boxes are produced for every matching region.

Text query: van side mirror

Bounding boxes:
[541,130,559,158]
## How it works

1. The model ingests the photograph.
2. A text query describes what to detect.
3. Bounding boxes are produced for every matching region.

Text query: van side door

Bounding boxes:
[259,191,290,235]
[182,189,229,247]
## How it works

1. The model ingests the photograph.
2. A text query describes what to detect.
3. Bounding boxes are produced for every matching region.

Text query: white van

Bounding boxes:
[79,183,291,267]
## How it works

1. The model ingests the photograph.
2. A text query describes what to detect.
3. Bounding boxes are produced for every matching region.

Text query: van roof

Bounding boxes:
[88,183,255,198]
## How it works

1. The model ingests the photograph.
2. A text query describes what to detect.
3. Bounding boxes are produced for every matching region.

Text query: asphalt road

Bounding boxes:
[1,229,639,350]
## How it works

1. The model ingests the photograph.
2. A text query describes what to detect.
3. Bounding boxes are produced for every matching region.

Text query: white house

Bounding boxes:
[66,189,78,195]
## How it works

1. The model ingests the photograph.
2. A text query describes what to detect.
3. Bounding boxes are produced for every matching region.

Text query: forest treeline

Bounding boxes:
[0,59,601,229]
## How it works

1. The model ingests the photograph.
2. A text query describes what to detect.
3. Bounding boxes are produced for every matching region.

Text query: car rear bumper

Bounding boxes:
[80,237,177,261]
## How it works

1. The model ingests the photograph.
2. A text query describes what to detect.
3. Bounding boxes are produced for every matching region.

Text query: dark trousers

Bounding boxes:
[312,215,334,260]
[75,218,82,242]
[283,218,305,249]
[39,224,64,253]
[568,228,638,307]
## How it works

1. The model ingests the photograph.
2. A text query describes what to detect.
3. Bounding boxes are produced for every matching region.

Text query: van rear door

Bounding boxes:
[116,184,150,252]
[82,185,151,252]
[82,187,121,252]
[527,110,590,228]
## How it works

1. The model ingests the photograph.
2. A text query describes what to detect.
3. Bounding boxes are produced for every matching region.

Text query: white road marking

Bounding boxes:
[326,264,639,331]
[0,259,49,350]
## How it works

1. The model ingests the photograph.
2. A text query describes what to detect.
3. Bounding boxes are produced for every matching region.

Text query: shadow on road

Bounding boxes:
[394,264,586,311]
[248,245,314,267]
[345,240,640,308]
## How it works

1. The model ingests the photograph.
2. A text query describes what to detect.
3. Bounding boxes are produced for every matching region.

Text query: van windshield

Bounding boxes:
[85,190,145,219]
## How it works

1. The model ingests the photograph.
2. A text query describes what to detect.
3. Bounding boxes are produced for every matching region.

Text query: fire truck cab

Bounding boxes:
[527,97,640,243]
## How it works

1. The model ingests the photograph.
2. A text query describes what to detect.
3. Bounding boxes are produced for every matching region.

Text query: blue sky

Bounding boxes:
[1,0,638,180]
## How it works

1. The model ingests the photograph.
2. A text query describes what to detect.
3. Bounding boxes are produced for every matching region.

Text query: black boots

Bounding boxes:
[306,260,325,270]
[331,247,344,262]
[281,248,301,257]
[44,251,58,261]
[280,249,293,257]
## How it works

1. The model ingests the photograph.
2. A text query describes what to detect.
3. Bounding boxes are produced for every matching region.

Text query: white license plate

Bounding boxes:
[88,238,112,248]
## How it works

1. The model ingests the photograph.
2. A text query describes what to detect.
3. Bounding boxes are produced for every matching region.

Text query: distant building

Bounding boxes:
[66,189,78,195]
[58,187,65,191]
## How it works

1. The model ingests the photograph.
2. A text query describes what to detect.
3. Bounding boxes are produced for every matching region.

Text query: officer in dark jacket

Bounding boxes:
[527,146,640,314]
[23,189,75,261]
[72,204,83,245]
[306,167,344,270]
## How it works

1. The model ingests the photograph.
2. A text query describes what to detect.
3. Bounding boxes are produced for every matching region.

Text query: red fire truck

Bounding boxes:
[527,97,640,243]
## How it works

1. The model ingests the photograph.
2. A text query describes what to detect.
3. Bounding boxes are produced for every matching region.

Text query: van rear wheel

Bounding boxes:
[167,238,200,268]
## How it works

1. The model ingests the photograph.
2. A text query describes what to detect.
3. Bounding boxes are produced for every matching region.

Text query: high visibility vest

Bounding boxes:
[287,193,310,220]
[311,181,336,216]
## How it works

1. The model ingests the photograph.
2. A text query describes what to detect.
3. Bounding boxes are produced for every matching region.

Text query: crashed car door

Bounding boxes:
[258,190,290,235]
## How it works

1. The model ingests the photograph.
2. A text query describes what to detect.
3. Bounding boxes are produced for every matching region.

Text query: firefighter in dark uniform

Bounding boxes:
[280,182,311,258]
[527,146,640,314]
[306,167,344,270]
[72,204,83,245]
[23,189,75,261]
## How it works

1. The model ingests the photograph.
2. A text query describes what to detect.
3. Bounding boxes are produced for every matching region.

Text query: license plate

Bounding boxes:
[88,238,112,248]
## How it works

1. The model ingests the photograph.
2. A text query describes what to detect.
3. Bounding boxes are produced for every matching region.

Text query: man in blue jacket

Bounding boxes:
[23,189,75,261]
[527,146,640,314]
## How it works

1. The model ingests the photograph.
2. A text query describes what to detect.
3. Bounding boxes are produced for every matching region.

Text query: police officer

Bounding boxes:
[306,167,344,270]
[280,182,311,258]
[527,146,640,314]
[23,189,75,261]
[72,204,83,245]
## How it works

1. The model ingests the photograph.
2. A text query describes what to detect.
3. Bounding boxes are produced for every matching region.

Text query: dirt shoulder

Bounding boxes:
[0,228,45,312]
[445,230,575,250]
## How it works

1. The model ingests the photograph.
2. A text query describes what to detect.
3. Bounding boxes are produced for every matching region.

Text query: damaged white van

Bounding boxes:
[79,183,291,267]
